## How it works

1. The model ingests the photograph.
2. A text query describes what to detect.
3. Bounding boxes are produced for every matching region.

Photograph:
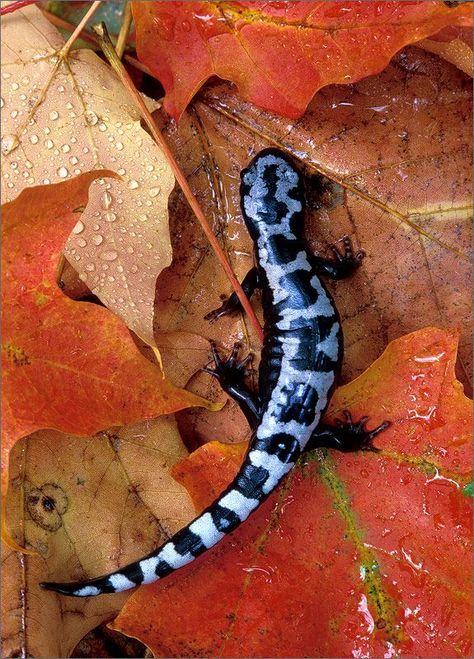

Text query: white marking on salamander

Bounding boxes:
[219,490,260,522]
[74,585,101,597]
[159,543,195,569]
[189,513,225,548]
[109,573,137,592]
[248,450,294,494]
[139,555,160,584]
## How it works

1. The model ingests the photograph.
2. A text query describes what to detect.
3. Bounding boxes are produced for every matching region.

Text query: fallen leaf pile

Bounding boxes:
[113,327,472,658]
[2,416,196,658]
[1,5,175,342]
[1,173,215,489]
[1,1,472,657]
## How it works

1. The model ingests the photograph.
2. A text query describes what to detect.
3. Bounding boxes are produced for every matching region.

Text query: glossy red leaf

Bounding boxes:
[112,327,472,657]
[132,1,472,120]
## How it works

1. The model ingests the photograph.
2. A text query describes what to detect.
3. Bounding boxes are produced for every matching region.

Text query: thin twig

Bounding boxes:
[92,22,264,342]
[59,1,102,59]
[0,0,35,15]
[115,1,132,59]
[40,8,153,76]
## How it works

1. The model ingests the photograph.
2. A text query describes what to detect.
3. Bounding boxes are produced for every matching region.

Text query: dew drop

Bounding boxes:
[117,168,126,176]
[1,134,19,155]
[25,160,33,169]
[116,265,124,273]
[92,234,104,246]
[69,156,79,165]
[101,190,113,209]
[72,220,85,235]
[0,98,3,108]
[105,211,117,223]
[128,179,139,189]
[107,275,115,282]
[130,264,138,273]
[126,246,134,254]
[85,263,95,272]
[44,126,51,135]
[57,166,68,178]
[145,164,154,172]
[77,238,87,248]
[79,273,87,282]
[149,186,161,197]
[100,250,118,261]
[115,142,124,150]
[62,144,71,153]
[10,110,18,119]
[29,134,39,144]
[11,82,19,91]
[85,110,98,125]
[43,178,50,184]
[57,85,65,93]
[98,122,107,132]
[139,213,148,222]
[49,110,59,120]
[45,139,54,149]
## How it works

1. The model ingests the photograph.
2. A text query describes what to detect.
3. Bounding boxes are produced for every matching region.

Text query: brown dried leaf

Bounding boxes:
[154,46,471,451]
[2,416,196,658]
[1,4,174,343]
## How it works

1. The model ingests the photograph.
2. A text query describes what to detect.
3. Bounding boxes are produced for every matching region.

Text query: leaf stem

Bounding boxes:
[92,22,264,343]
[59,1,102,59]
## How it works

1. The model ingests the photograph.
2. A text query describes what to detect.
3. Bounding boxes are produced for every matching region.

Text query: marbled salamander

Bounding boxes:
[41,149,388,597]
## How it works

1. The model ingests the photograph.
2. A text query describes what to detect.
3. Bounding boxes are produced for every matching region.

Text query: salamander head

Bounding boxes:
[240,149,304,240]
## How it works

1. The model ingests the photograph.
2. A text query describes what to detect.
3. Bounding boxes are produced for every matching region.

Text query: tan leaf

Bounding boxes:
[2,416,196,658]
[1,4,175,343]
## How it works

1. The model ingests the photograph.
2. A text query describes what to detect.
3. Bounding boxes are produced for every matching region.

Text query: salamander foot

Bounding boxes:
[202,342,253,387]
[332,411,390,452]
[331,235,365,268]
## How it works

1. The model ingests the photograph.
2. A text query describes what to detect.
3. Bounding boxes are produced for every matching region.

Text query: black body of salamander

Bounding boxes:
[41,149,388,597]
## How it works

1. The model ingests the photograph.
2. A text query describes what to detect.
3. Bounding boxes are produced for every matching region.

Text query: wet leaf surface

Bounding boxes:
[153,46,471,457]
[112,327,472,658]
[2,416,196,658]
[1,4,175,342]
[1,173,215,486]
[132,0,471,120]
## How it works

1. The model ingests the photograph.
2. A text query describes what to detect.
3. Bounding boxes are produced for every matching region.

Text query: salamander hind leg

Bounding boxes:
[306,411,390,453]
[202,341,261,429]
[313,235,365,280]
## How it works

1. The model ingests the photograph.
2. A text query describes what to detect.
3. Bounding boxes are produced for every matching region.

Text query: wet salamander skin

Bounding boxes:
[41,150,351,596]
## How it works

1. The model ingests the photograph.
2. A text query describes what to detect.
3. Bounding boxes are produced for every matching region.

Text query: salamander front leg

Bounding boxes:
[313,235,365,280]
[204,267,260,321]
[202,342,261,429]
[306,411,390,453]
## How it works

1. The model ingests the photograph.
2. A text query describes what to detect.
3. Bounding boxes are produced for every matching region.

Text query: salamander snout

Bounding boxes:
[240,149,304,237]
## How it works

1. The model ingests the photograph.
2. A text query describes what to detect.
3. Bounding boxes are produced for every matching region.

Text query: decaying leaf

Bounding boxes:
[1,4,175,342]
[2,416,196,658]
[418,25,473,76]
[151,45,471,451]
[112,327,472,658]
[132,0,472,121]
[1,173,215,487]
